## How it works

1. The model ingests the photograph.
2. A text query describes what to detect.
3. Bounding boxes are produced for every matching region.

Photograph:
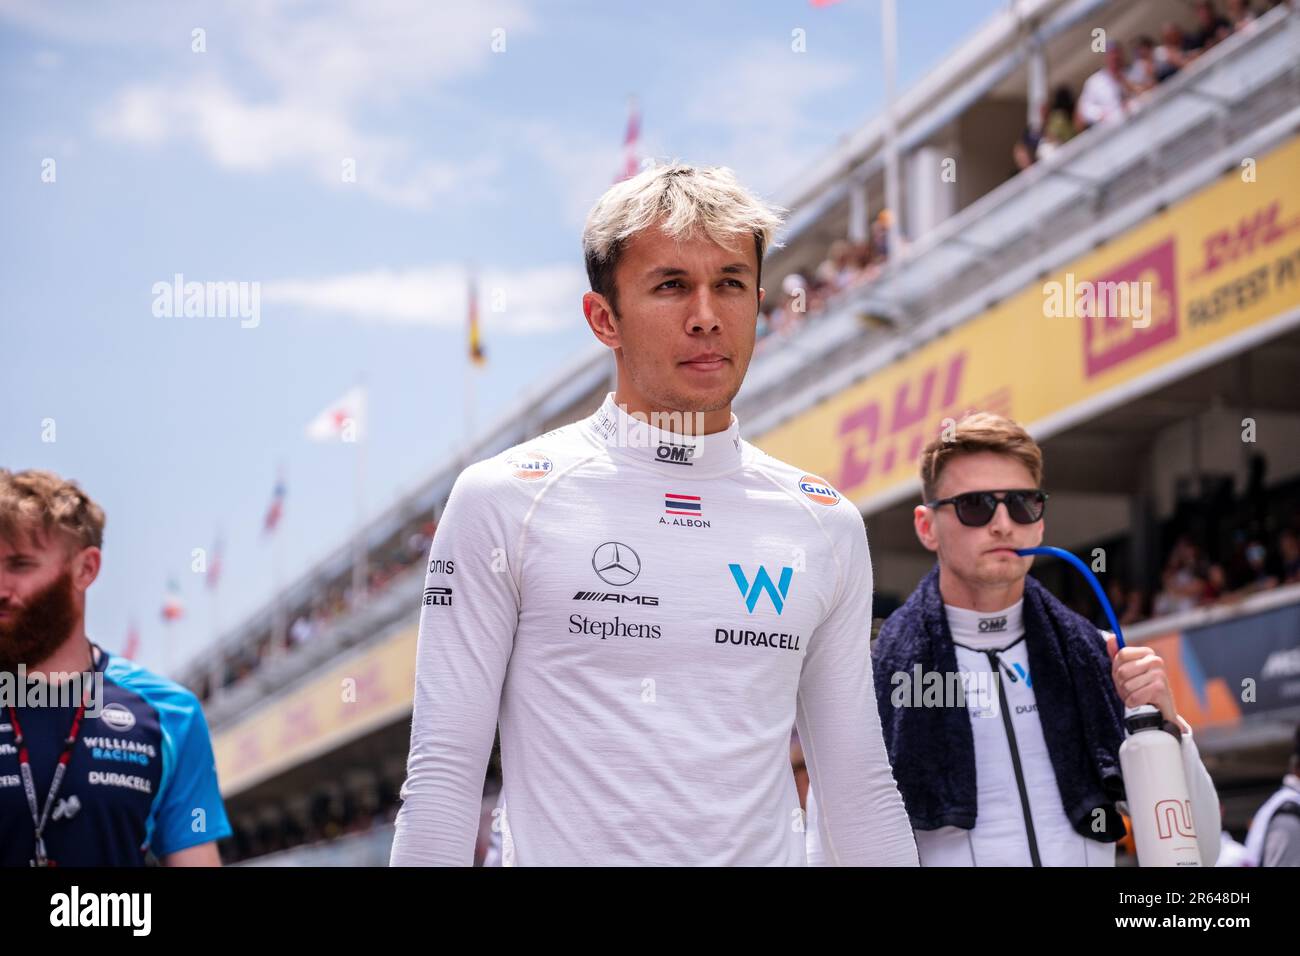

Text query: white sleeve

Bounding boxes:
[389,463,521,866]
[1175,715,1222,867]
[795,509,918,866]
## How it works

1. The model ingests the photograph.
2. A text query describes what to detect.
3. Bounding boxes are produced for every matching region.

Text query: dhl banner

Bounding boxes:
[212,625,418,796]
[754,135,1300,513]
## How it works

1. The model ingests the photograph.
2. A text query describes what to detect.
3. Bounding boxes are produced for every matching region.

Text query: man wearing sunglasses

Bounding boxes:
[807,412,1220,866]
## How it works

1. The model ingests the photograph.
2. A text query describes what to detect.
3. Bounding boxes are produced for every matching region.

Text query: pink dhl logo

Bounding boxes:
[277,701,322,750]
[1190,201,1300,281]
[233,733,263,771]
[836,352,981,490]
[1082,239,1179,378]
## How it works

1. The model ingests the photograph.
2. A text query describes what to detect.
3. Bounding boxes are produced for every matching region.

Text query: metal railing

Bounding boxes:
[738,4,1300,435]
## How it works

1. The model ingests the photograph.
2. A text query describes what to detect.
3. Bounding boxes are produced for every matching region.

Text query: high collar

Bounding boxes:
[944,599,1025,650]
[585,392,744,479]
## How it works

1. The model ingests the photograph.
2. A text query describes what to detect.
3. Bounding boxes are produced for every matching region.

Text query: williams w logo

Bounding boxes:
[1154,799,1197,839]
[729,564,793,615]
[1006,662,1032,688]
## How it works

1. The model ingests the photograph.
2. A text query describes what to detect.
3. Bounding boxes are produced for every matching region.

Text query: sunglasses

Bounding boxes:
[924,488,1049,527]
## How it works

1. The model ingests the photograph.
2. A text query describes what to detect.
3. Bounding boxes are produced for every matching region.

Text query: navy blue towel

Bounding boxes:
[873,562,1128,841]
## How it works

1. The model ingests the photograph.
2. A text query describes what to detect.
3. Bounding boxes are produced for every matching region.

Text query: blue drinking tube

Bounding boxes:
[1015,546,1126,649]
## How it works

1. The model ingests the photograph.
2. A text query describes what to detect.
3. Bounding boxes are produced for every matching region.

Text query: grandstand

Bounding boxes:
[178,0,1300,864]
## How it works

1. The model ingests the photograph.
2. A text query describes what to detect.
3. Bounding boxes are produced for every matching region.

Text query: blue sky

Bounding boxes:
[0,0,1004,676]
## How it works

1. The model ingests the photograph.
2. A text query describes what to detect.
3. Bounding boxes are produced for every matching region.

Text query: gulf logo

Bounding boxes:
[798,474,840,506]
[507,450,553,481]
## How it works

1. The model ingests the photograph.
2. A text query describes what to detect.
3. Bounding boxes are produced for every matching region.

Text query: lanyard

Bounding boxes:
[7,665,92,867]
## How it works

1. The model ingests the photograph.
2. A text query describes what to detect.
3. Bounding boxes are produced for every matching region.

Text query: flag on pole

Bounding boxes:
[207,534,224,590]
[468,272,486,367]
[306,386,366,442]
[263,472,287,535]
[616,96,640,182]
[123,619,141,660]
[160,579,184,623]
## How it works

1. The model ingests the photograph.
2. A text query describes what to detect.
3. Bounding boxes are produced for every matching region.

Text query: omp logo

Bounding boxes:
[798,474,840,506]
[655,442,696,466]
[729,564,793,615]
[978,616,1007,633]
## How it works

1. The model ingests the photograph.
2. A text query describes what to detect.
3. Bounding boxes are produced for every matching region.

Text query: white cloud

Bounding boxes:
[96,78,504,205]
[9,0,535,208]
[262,263,588,334]
[225,0,533,110]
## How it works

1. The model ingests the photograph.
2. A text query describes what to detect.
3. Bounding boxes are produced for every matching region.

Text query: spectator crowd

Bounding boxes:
[1014,0,1285,171]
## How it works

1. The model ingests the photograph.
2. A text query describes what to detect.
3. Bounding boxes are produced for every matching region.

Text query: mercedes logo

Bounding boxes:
[592,541,641,586]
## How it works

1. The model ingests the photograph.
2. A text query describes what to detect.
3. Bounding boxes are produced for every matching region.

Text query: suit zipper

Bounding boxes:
[986,649,1042,867]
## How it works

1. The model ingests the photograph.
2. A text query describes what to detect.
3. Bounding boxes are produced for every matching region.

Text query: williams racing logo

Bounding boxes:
[423,586,453,607]
[729,564,793,615]
[84,736,156,768]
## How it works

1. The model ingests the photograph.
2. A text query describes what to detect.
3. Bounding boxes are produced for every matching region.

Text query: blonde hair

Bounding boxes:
[582,161,787,315]
[918,413,1044,502]
[0,469,106,552]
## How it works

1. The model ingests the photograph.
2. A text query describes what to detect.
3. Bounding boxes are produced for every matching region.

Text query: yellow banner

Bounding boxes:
[212,626,418,796]
[754,136,1300,510]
